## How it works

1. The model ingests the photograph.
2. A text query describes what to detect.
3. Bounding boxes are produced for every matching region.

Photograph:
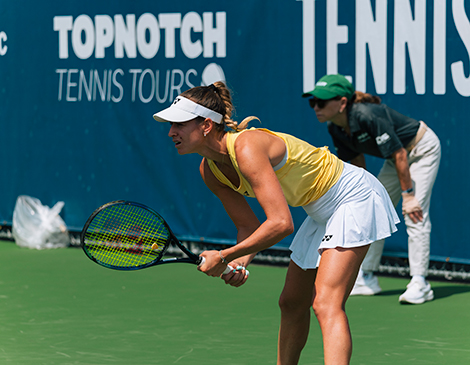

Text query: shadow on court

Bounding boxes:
[432,284,470,299]
[375,283,470,300]
[377,288,404,296]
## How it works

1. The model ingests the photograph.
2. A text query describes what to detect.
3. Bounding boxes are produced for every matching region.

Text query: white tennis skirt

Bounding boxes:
[290,163,400,269]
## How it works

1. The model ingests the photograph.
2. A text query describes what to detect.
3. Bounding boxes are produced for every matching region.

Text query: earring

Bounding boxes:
[203,132,207,137]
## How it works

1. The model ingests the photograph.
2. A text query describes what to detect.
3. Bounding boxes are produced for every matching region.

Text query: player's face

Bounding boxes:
[168,119,204,155]
[309,97,342,123]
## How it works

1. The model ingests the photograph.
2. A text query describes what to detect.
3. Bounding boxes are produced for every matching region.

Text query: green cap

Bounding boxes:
[302,74,355,100]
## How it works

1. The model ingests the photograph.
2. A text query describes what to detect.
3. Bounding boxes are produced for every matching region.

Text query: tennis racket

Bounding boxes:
[80,200,232,274]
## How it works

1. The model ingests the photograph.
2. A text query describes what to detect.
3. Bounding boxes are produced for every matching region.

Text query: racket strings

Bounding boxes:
[84,203,169,268]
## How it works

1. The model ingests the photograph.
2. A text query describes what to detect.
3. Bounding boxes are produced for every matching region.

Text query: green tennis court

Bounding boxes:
[1,240,469,364]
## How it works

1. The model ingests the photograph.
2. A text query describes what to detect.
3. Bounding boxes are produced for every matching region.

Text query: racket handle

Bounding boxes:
[198,256,233,275]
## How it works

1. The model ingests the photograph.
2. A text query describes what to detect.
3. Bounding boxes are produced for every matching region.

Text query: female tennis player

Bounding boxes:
[153,82,399,365]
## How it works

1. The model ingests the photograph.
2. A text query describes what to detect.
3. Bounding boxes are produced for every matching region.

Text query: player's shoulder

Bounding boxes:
[232,129,280,166]
[233,128,273,148]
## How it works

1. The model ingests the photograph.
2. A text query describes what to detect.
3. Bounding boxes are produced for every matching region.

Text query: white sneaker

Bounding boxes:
[399,278,434,304]
[350,272,382,296]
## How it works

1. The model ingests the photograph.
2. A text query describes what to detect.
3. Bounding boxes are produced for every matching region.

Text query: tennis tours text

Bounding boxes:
[53,12,226,103]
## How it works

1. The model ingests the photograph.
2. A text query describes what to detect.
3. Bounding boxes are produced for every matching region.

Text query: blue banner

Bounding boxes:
[1,1,469,263]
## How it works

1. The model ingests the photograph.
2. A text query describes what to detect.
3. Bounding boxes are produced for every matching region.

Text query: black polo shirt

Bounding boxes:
[328,103,420,161]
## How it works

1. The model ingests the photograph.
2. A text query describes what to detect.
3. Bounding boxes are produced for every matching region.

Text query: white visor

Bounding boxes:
[153,96,223,124]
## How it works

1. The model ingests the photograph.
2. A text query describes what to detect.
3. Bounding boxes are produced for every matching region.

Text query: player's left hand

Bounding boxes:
[222,262,250,287]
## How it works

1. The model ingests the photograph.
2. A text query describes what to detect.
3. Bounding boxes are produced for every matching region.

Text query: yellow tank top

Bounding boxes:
[207,128,343,207]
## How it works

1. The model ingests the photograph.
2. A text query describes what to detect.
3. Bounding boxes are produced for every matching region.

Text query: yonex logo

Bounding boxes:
[376,133,391,145]
[322,235,333,242]
[316,81,328,86]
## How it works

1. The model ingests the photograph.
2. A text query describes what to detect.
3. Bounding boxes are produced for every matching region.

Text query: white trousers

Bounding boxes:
[361,125,441,277]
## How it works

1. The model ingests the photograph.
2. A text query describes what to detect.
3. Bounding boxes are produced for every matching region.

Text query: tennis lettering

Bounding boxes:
[55,67,212,103]
[301,0,470,97]
[54,12,227,103]
[53,12,226,60]
[0,31,7,56]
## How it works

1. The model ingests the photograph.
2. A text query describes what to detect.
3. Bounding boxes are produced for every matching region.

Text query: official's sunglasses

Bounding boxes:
[309,96,342,109]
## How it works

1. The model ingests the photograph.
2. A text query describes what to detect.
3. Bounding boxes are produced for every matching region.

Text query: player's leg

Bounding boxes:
[312,245,370,365]
[277,260,316,365]
[350,238,383,295]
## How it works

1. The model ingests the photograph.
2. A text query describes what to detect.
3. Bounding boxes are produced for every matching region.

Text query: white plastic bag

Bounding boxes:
[12,195,70,249]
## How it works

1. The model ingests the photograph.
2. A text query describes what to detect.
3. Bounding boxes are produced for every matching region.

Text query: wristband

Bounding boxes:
[402,187,414,194]
[219,251,228,264]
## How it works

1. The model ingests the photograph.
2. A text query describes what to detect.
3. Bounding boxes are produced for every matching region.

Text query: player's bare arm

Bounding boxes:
[199,157,259,281]
[221,131,294,261]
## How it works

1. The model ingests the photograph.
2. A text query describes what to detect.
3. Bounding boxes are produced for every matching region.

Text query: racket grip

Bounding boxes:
[198,256,233,275]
